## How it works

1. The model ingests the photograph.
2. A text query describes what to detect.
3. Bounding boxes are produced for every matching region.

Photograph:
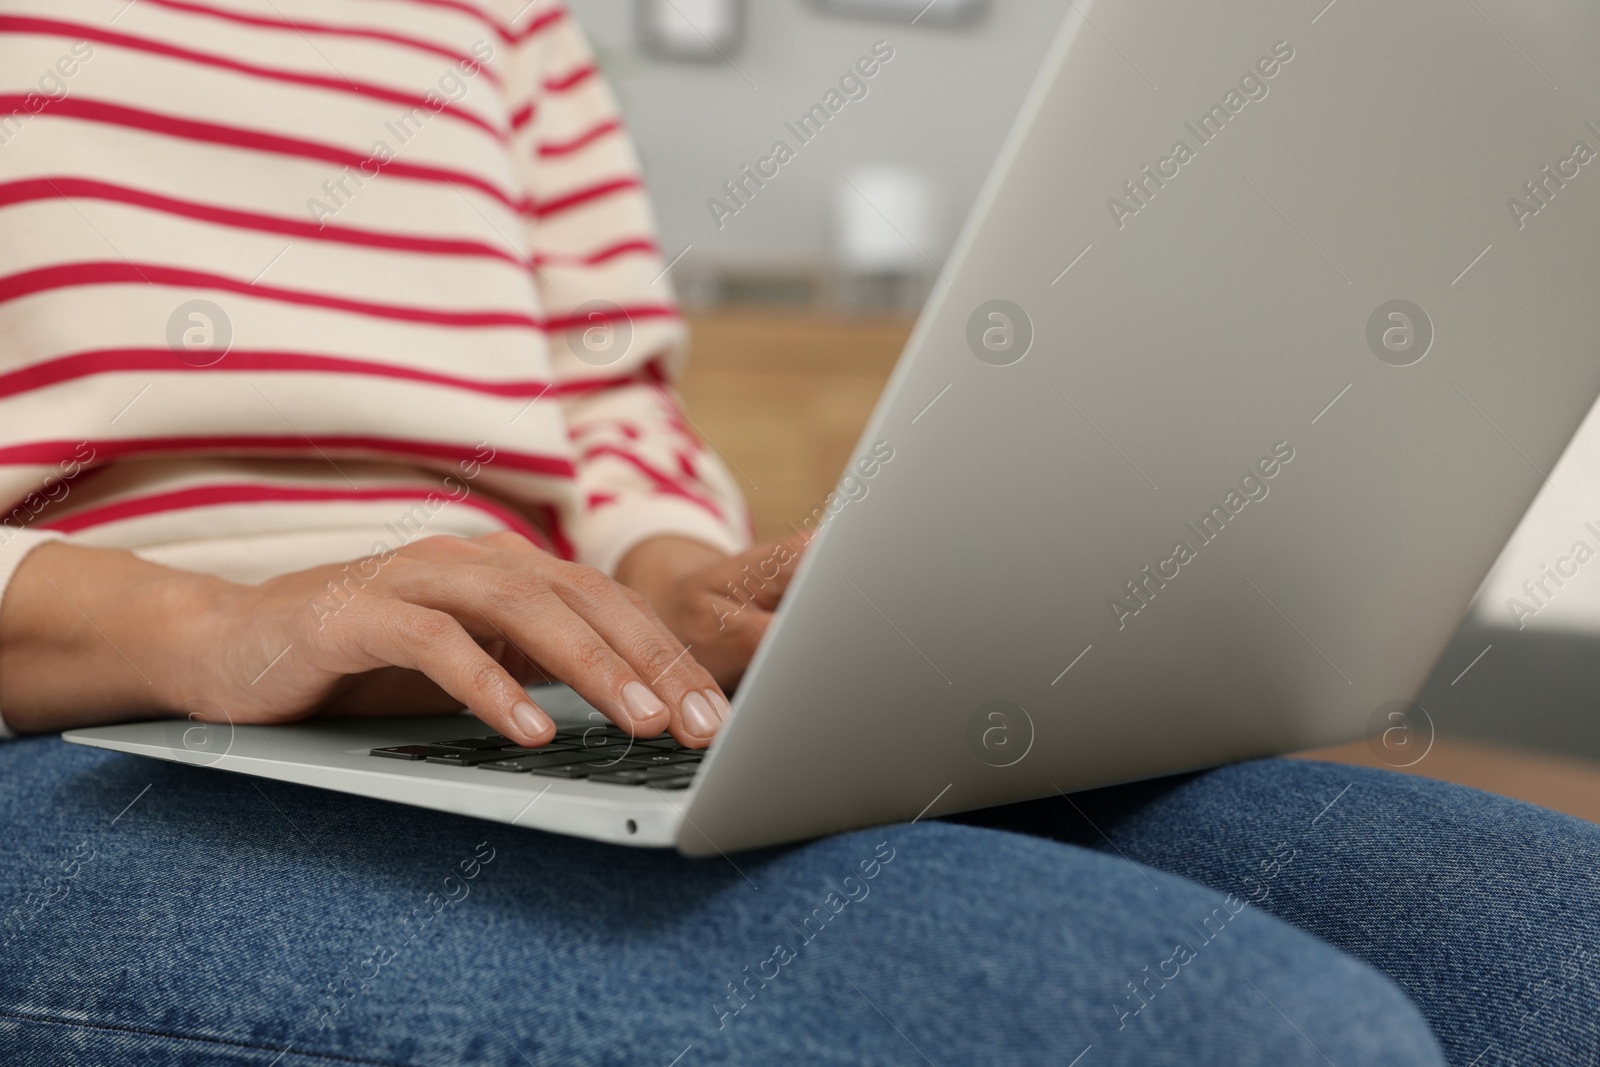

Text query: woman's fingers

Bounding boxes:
[337,601,556,746]
[384,562,684,741]
[454,536,731,746]
[627,583,732,734]
[309,534,732,747]
[463,532,682,645]
[548,567,728,747]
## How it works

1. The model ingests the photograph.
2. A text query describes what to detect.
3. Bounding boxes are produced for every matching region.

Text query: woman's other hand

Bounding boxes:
[614,533,811,692]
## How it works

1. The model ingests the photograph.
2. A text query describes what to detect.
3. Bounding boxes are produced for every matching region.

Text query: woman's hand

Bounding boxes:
[614,532,810,690]
[0,533,732,748]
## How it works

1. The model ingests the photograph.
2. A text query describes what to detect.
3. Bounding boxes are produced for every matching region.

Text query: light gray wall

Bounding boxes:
[569,1,1070,286]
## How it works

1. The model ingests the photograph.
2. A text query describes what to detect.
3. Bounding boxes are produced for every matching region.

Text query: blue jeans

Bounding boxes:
[0,738,1594,1065]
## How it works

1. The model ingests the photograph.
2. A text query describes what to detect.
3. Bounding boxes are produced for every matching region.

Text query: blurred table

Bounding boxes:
[678,310,1600,823]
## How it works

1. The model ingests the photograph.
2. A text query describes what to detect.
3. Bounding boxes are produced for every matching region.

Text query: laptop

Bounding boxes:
[66,0,1600,854]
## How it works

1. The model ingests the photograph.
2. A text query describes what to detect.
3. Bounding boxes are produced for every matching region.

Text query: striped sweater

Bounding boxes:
[0,0,753,718]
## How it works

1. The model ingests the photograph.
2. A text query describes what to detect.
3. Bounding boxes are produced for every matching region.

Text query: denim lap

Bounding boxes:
[0,738,1455,1065]
[962,757,1600,1066]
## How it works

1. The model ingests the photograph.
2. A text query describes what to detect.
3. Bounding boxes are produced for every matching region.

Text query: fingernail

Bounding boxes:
[621,681,667,724]
[680,691,718,737]
[512,701,549,741]
[704,689,731,723]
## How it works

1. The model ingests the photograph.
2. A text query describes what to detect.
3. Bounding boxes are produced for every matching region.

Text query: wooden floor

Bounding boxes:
[678,310,1600,824]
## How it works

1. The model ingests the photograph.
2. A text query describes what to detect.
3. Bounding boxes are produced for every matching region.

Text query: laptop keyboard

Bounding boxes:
[368,725,701,790]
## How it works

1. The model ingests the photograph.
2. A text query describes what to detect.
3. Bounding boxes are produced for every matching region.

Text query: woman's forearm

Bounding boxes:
[0,542,224,733]
[0,531,804,742]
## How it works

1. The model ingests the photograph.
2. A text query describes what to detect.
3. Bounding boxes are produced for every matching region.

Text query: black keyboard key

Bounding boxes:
[479,759,533,773]
[634,765,698,789]
[426,747,543,767]
[641,764,698,779]
[555,724,632,740]
[557,738,627,753]
[588,763,699,786]
[437,736,586,752]
[479,750,599,772]
[567,727,675,745]
[615,751,700,768]
[517,740,584,754]
[433,737,517,750]
[633,738,688,751]
[587,770,653,786]
[370,745,440,760]
[524,763,597,779]
[566,744,642,762]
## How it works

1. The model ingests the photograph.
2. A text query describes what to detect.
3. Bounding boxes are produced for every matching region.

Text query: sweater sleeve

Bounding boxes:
[506,3,752,575]
[0,529,64,738]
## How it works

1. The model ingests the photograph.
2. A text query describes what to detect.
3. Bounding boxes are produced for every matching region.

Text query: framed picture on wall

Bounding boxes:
[806,0,989,27]
[636,0,746,62]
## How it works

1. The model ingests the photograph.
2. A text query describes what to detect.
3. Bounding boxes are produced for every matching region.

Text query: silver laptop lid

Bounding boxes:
[680,0,1600,853]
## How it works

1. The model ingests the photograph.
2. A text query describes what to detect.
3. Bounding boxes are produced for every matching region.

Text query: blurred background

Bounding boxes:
[574,0,1600,817]
[577,0,1051,312]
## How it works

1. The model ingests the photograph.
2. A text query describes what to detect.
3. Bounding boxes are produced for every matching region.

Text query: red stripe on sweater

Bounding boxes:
[538,118,621,158]
[0,349,544,400]
[0,262,546,329]
[1,96,524,211]
[0,261,682,331]
[517,6,570,42]
[579,444,722,520]
[545,303,678,332]
[39,483,550,547]
[525,501,575,560]
[506,62,602,131]
[0,16,506,141]
[134,0,503,86]
[0,177,524,266]
[6,102,640,220]
[544,63,598,93]
[0,435,577,478]
[530,238,661,267]
[556,358,671,397]
[0,348,665,402]
[530,178,641,219]
[1,177,660,270]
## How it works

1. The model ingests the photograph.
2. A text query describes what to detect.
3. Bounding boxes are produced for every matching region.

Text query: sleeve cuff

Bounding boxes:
[0,529,66,739]
[577,497,750,578]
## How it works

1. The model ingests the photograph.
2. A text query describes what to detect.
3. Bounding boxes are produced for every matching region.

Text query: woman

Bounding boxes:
[0,3,1594,1063]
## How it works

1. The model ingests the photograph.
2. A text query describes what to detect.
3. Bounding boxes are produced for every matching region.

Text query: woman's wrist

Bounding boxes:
[0,542,236,732]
